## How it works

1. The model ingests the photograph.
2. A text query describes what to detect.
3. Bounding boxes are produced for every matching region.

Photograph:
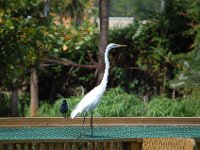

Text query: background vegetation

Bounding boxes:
[0,0,200,117]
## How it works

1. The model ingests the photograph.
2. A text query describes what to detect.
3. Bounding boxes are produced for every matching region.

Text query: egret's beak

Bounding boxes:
[117,44,127,47]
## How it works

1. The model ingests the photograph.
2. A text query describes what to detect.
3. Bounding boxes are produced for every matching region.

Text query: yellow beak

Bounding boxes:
[117,44,127,47]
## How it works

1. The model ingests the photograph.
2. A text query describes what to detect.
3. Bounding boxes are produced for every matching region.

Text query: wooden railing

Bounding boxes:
[0,117,199,150]
[1,117,200,127]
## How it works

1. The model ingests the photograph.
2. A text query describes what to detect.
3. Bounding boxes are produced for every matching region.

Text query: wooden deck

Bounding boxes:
[0,117,199,150]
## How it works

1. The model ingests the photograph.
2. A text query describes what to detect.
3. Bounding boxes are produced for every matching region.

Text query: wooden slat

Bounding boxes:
[105,142,111,150]
[90,142,96,150]
[34,143,40,150]
[66,143,72,150]
[0,117,200,127]
[112,142,119,149]
[97,142,104,149]
[52,143,65,150]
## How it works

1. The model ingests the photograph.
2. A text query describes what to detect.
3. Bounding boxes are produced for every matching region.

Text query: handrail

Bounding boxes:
[0,117,200,127]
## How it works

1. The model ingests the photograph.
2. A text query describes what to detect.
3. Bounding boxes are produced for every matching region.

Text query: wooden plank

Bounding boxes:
[120,142,142,150]
[0,144,6,150]
[90,142,96,150]
[105,142,111,150]
[66,142,72,150]
[52,143,65,150]
[112,142,119,149]
[0,117,200,127]
[34,143,40,150]
[26,143,32,150]
[97,142,104,149]
[196,141,200,150]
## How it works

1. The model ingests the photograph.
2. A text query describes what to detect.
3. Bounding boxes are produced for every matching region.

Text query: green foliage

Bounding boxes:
[0,92,11,116]
[0,92,29,117]
[146,97,178,117]
[146,95,200,117]
[170,50,200,94]
[110,0,162,17]
[0,0,49,90]
[1,0,200,117]
[39,22,99,99]
[35,96,82,117]
[171,0,200,92]
[0,0,98,98]
[32,87,200,117]
[180,95,200,116]
[108,0,197,96]
[109,21,176,95]
[62,0,85,19]
[95,87,144,117]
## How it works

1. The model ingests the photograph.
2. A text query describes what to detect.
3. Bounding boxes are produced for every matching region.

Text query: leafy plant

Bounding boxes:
[24,87,200,117]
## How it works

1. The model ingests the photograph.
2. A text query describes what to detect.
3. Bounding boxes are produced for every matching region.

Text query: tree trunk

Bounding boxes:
[11,88,18,117]
[44,0,51,18]
[97,0,110,85]
[30,68,38,117]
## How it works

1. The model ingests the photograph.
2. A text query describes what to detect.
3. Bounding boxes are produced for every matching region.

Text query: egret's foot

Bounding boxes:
[90,125,94,136]
[90,126,94,136]
[79,133,82,138]
[79,129,84,138]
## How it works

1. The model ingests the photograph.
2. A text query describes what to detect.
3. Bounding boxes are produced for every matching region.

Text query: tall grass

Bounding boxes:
[22,87,200,117]
[95,87,144,117]
[35,96,83,117]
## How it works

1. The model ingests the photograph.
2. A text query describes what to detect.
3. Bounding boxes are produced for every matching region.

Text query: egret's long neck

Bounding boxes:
[100,49,110,88]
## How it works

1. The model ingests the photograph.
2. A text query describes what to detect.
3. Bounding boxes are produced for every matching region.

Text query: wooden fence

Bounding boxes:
[0,117,199,150]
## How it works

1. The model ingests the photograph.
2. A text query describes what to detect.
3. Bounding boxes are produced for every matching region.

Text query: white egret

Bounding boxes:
[71,43,126,130]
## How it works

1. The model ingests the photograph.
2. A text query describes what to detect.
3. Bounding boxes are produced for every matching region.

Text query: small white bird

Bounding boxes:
[71,43,126,129]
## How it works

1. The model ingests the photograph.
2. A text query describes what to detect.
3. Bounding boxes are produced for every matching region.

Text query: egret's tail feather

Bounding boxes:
[71,109,79,119]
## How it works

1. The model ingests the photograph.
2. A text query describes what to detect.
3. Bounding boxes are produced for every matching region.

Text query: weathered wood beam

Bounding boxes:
[0,117,200,127]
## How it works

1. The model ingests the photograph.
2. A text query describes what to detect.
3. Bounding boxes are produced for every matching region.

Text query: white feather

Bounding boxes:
[71,85,105,118]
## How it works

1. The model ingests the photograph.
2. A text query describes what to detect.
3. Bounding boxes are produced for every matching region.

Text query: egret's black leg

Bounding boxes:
[82,114,86,128]
[80,113,86,137]
[90,112,93,135]
[90,112,93,128]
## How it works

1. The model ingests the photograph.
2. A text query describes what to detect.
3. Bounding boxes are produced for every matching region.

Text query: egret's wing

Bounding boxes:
[71,86,104,118]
